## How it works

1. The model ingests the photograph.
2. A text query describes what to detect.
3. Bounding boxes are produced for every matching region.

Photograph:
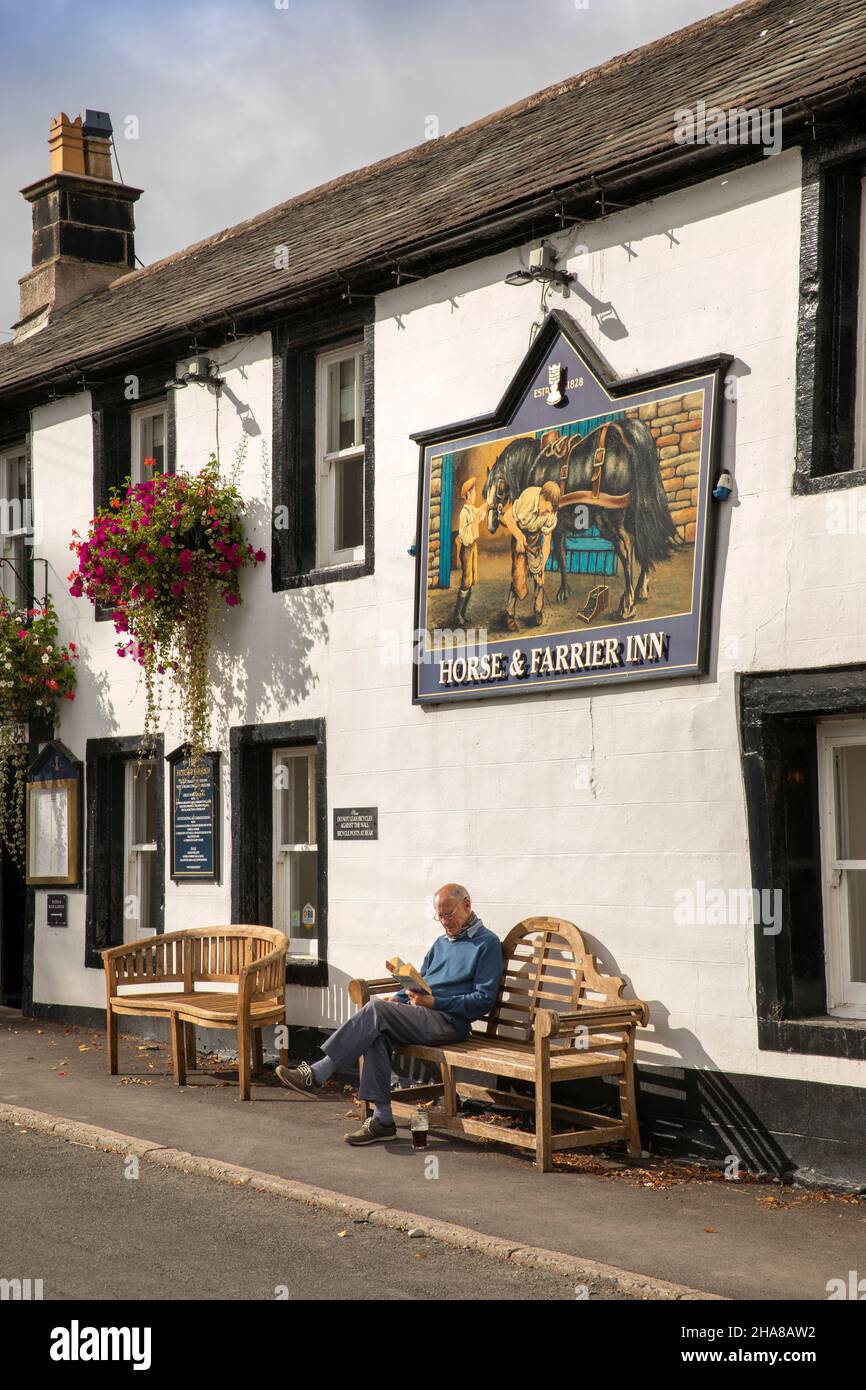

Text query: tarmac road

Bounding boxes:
[0,1124,605,1302]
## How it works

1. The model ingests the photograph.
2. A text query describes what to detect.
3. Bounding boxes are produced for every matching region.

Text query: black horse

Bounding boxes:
[483,420,678,618]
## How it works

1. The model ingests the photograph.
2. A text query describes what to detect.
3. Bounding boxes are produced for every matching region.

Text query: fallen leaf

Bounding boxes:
[78,1044,90,1052]
[704,1227,717,1234]
[338,1230,349,1238]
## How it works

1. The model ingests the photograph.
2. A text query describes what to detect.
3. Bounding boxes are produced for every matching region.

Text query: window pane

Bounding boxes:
[327,356,359,453]
[278,754,310,846]
[334,454,364,552]
[132,763,156,845]
[846,868,866,982]
[834,745,866,858]
[139,848,158,933]
[290,850,318,953]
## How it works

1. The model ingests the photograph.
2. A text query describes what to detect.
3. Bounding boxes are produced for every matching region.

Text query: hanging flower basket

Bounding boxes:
[0,600,78,867]
[68,452,265,765]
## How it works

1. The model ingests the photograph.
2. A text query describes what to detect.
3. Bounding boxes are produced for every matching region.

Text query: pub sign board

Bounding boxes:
[168,748,220,882]
[411,311,731,704]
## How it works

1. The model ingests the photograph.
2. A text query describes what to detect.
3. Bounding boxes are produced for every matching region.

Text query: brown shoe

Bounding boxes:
[275,1061,321,1096]
[343,1116,398,1145]
[505,613,519,632]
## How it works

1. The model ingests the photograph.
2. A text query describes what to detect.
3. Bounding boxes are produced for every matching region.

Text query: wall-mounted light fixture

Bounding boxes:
[165,355,224,391]
[505,242,575,289]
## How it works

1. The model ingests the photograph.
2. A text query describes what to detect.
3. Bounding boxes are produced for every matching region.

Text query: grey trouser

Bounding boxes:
[322,998,463,1102]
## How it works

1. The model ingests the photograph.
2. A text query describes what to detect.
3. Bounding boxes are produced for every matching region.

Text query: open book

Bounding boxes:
[386,956,432,995]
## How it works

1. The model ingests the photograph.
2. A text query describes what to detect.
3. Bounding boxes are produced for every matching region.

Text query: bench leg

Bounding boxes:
[106,1007,118,1075]
[535,1048,552,1173]
[251,1028,264,1076]
[278,1025,289,1070]
[620,1031,641,1157]
[441,1059,458,1120]
[170,1014,187,1087]
[238,1018,251,1101]
[184,1023,197,1073]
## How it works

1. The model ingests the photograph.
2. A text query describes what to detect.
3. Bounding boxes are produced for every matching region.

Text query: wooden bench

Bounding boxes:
[102,926,289,1100]
[349,916,649,1171]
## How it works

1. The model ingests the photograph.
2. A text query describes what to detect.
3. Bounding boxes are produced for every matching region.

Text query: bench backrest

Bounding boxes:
[485,916,629,1043]
[109,926,287,994]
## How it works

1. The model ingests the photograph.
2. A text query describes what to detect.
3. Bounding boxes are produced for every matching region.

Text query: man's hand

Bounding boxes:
[514,534,526,554]
[407,989,434,1008]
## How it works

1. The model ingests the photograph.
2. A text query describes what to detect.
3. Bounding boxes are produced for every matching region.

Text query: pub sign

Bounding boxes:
[411,311,730,703]
[168,747,220,882]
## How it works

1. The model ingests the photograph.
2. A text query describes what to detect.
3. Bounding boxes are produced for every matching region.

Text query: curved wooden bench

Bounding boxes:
[349,916,649,1171]
[102,926,289,1100]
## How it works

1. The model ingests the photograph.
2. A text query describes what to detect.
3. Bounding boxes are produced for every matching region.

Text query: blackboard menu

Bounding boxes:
[170,751,220,881]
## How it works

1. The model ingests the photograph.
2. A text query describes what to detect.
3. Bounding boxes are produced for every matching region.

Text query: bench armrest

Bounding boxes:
[348,978,396,1007]
[239,945,288,1002]
[539,1000,649,1037]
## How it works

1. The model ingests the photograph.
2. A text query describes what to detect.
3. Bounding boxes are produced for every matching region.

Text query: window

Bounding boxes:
[739,668,866,1061]
[124,759,159,941]
[92,373,175,513]
[271,318,373,591]
[230,718,327,986]
[130,401,167,486]
[272,748,318,958]
[795,137,866,492]
[85,736,164,967]
[817,720,866,1018]
[317,345,365,566]
[0,443,32,611]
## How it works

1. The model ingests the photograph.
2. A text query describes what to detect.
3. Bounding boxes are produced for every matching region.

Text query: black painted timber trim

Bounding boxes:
[230,719,328,988]
[271,311,374,592]
[84,734,165,969]
[795,128,866,493]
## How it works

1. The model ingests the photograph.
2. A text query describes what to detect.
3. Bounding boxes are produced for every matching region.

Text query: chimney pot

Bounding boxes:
[48,112,86,175]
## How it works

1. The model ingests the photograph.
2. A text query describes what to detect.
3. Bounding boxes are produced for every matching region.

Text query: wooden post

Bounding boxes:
[170,1012,186,1086]
[252,1028,264,1076]
[620,1024,641,1156]
[184,1022,197,1072]
[104,953,118,1075]
[534,1009,555,1172]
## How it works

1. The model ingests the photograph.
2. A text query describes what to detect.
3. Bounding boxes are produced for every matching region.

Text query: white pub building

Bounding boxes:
[2,0,866,1186]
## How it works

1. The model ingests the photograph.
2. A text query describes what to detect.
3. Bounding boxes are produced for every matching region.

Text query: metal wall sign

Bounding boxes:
[411,310,731,703]
[333,807,378,840]
[168,749,220,881]
[26,741,82,887]
[47,893,67,927]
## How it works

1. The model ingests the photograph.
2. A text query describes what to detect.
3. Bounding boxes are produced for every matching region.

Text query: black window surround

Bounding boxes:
[795,130,866,494]
[271,311,374,591]
[740,665,866,1060]
[90,366,176,622]
[91,366,177,512]
[84,735,165,969]
[230,718,328,988]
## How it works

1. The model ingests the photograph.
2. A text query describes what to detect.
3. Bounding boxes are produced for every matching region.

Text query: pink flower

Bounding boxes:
[225,592,240,607]
[180,549,192,574]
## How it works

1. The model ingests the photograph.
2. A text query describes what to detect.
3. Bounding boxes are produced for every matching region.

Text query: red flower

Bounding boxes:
[143,456,157,469]
[63,691,75,700]
[109,498,120,509]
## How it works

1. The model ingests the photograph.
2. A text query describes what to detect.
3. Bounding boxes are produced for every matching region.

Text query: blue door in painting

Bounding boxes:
[541,415,620,576]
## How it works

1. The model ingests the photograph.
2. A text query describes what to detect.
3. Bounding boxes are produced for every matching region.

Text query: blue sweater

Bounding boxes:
[394,916,503,1038]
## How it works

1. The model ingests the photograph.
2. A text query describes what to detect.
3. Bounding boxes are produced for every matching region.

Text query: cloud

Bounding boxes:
[0,0,733,337]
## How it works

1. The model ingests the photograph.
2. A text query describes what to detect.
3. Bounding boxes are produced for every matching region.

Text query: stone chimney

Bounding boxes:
[14,110,142,340]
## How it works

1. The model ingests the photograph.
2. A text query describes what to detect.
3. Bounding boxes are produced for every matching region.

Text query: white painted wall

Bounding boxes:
[25,147,866,1093]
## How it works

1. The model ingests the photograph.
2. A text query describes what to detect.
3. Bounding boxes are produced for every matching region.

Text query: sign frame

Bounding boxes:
[410,309,732,705]
[167,747,221,883]
[25,740,82,887]
[333,807,379,841]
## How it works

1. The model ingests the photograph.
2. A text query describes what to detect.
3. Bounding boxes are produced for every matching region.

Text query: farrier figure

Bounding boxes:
[452,476,487,627]
[500,480,561,630]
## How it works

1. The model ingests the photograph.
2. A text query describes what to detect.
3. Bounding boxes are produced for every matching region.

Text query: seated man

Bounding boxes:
[275,883,503,1146]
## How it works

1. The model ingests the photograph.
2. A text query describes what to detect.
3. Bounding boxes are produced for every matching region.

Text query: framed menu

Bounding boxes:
[26,741,82,886]
[168,748,220,882]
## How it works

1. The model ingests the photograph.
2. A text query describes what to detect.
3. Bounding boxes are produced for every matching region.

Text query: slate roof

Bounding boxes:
[1,0,865,400]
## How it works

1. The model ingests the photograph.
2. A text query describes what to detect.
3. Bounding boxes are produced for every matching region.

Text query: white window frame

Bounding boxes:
[315,343,365,569]
[130,401,168,487]
[272,747,318,959]
[817,718,866,1017]
[0,443,32,611]
[124,759,158,943]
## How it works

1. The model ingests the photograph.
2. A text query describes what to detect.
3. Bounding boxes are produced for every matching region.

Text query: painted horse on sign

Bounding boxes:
[483,419,678,618]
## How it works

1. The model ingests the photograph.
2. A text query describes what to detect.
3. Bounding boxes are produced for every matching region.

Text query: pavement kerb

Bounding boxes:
[0,1101,723,1301]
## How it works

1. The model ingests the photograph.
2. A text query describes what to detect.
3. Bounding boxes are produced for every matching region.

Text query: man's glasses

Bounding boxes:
[436,906,459,921]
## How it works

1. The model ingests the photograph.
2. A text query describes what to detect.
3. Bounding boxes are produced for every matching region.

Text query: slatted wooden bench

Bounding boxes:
[102,926,289,1100]
[349,916,649,1171]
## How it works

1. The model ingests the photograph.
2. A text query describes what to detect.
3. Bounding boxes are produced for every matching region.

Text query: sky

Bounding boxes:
[0,0,737,336]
